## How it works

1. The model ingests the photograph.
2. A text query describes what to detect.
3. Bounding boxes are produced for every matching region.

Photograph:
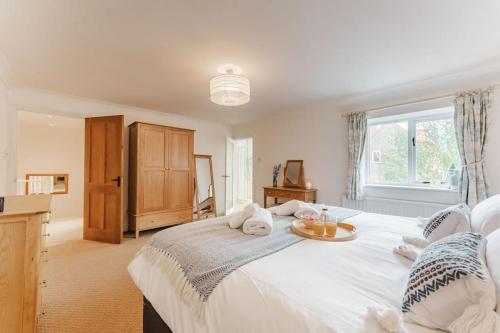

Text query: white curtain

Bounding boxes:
[347,112,367,200]
[454,90,490,207]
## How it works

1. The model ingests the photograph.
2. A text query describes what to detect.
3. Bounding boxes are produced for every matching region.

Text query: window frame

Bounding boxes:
[365,107,457,189]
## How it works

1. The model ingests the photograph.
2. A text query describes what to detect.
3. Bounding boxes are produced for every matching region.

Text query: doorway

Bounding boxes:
[16,111,124,245]
[16,111,85,245]
[225,137,253,214]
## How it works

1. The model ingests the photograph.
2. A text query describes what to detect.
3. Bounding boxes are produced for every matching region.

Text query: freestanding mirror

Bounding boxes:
[283,160,305,188]
[194,154,217,219]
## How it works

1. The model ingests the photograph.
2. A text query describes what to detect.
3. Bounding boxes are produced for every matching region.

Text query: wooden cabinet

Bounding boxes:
[128,122,194,237]
[0,195,51,333]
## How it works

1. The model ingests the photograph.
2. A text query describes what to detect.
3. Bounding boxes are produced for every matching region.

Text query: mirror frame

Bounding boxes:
[193,154,217,220]
[25,173,69,195]
[283,160,305,188]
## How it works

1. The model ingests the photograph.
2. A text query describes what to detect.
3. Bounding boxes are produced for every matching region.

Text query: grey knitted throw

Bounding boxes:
[139,207,360,315]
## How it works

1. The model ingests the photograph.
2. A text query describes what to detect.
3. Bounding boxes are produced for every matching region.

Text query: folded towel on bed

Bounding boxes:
[402,235,429,248]
[229,203,259,229]
[267,199,301,215]
[367,305,407,333]
[393,244,418,261]
[268,200,320,217]
[268,200,361,222]
[243,207,273,236]
[293,202,320,218]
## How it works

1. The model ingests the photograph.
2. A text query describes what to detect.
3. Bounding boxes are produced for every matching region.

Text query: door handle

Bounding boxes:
[222,175,230,178]
[111,176,121,187]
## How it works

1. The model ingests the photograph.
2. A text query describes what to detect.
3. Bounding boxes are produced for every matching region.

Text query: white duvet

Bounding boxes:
[128,211,441,333]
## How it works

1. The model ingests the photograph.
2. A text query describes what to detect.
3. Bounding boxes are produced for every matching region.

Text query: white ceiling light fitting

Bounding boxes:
[210,64,250,106]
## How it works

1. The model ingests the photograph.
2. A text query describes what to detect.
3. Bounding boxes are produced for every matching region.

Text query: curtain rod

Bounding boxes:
[341,85,497,118]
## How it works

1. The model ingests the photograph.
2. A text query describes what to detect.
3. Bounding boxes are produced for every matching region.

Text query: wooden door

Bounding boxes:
[84,115,124,244]
[168,129,193,209]
[139,125,168,213]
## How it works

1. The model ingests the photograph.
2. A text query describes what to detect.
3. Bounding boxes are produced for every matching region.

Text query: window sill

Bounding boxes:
[364,184,458,193]
[362,183,459,206]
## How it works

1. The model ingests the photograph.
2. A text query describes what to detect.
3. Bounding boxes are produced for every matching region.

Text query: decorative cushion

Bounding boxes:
[422,204,471,242]
[471,194,500,236]
[486,229,500,313]
[402,232,496,330]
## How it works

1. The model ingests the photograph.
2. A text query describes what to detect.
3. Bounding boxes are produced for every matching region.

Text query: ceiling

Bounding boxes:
[1,0,500,124]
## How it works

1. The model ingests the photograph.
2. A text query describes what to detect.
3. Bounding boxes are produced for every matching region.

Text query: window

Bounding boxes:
[366,107,460,188]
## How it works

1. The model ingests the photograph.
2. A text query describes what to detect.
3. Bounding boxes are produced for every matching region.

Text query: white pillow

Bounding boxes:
[402,232,496,330]
[471,194,500,236]
[273,200,302,216]
[486,229,500,313]
[293,202,320,218]
[422,203,470,242]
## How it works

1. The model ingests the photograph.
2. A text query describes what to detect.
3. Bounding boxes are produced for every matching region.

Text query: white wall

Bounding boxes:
[234,72,500,208]
[17,111,84,220]
[233,106,348,207]
[6,87,232,229]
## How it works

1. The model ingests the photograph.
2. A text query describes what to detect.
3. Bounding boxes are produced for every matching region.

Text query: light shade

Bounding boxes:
[209,65,250,106]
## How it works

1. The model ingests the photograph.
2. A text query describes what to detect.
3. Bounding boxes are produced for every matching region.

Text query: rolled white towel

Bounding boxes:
[229,203,258,229]
[242,207,273,236]
[402,235,430,248]
[294,202,320,218]
[367,304,407,333]
[393,244,418,261]
[416,216,428,228]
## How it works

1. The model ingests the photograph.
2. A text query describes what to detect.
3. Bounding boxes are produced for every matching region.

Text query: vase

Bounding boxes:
[273,179,278,187]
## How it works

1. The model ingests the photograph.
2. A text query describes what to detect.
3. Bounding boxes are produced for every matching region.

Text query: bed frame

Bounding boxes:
[143,297,173,333]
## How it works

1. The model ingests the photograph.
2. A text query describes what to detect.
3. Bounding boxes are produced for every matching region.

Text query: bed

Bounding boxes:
[128,208,442,333]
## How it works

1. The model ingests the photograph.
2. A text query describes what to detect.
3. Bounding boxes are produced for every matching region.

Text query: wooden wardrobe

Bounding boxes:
[128,122,194,238]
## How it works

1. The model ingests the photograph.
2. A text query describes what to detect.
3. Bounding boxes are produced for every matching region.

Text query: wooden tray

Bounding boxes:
[291,219,357,242]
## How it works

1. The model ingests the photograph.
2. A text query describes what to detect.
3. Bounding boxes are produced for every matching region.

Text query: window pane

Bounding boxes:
[416,118,460,185]
[367,122,408,184]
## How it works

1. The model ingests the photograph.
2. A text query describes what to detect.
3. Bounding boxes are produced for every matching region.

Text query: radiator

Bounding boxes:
[342,196,449,218]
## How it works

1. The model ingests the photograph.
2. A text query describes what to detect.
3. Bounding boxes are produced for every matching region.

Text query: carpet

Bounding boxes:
[38,232,153,333]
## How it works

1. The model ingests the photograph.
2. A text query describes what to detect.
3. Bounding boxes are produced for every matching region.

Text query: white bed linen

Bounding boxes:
[128,212,441,333]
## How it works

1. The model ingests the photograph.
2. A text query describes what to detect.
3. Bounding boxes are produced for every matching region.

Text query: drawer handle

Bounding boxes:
[41,249,49,254]
[40,280,47,287]
[43,233,51,237]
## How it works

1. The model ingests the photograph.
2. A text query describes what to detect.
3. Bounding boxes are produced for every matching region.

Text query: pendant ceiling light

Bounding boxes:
[210,64,250,106]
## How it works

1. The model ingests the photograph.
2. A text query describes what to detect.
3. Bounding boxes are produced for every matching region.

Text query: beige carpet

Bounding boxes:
[38,231,153,333]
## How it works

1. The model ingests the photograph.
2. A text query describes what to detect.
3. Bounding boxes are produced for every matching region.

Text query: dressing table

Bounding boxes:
[263,160,317,208]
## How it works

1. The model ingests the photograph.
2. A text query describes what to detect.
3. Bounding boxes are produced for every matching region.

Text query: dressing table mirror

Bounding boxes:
[263,160,316,208]
[283,160,305,188]
[194,154,217,219]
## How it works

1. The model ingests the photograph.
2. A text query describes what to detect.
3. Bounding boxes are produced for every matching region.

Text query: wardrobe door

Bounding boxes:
[167,129,193,210]
[139,125,168,213]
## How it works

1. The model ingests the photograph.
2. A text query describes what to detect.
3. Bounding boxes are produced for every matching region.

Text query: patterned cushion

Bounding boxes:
[402,232,496,330]
[422,204,470,242]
